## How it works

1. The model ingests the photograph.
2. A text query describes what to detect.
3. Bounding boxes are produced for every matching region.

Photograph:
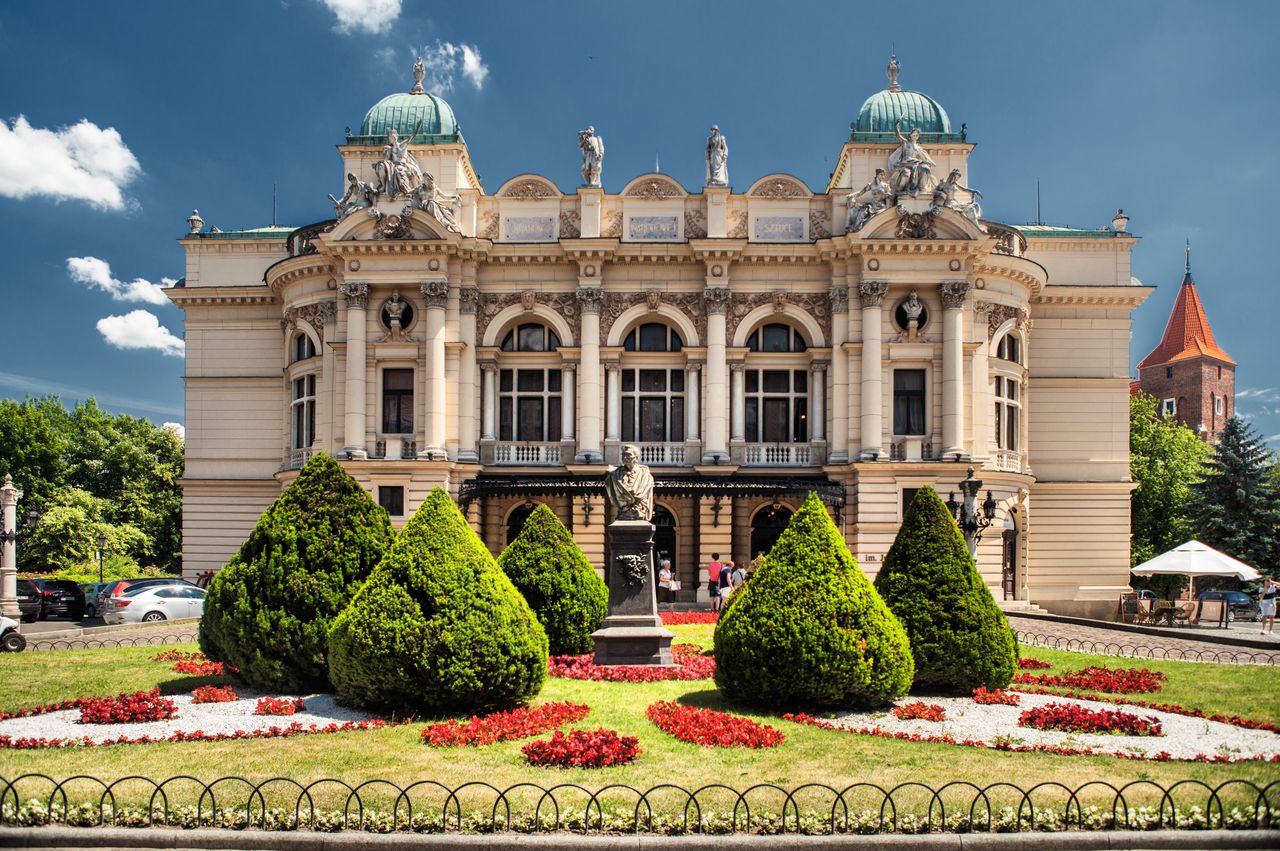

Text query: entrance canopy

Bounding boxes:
[1131,540,1261,582]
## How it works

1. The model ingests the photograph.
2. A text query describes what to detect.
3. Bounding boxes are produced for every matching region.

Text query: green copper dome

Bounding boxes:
[855,89,952,135]
[349,91,461,146]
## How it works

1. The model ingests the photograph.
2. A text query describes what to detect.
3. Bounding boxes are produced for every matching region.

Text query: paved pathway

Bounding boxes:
[1008,615,1280,665]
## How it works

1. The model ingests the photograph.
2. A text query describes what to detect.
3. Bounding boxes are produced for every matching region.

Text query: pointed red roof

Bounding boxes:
[1137,267,1235,369]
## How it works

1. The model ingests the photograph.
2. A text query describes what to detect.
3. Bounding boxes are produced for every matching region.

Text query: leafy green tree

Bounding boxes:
[0,396,68,512]
[328,487,548,712]
[1189,417,1280,576]
[23,487,146,571]
[199,453,394,692]
[714,492,913,709]
[497,504,608,655]
[873,485,1019,692]
[1129,394,1210,567]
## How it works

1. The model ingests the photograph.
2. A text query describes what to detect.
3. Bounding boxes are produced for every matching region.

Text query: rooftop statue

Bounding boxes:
[410,172,463,234]
[411,55,426,94]
[374,120,425,200]
[933,169,984,229]
[705,125,728,187]
[578,126,604,187]
[328,172,376,221]
[604,444,654,522]
[888,116,937,197]
[847,167,892,232]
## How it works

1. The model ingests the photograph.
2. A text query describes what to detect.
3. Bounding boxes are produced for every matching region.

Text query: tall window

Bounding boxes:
[994,375,1020,451]
[744,369,807,442]
[499,369,562,441]
[291,374,316,449]
[995,333,1021,364]
[292,333,316,363]
[624,323,682,352]
[893,369,926,435]
[378,486,404,517]
[747,323,807,353]
[621,368,684,442]
[382,368,414,434]
[501,323,560,352]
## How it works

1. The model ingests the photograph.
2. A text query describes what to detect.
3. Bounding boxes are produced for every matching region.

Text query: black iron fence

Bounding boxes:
[1015,630,1280,666]
[26,629,198,653]
[1,775,1276,835]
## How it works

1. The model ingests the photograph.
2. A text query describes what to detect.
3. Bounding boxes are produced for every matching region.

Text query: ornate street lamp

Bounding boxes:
[96,532,107,584]
[946,466,998,558]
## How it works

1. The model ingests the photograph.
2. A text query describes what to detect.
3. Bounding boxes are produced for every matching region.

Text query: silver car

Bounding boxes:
[103,585,206,625]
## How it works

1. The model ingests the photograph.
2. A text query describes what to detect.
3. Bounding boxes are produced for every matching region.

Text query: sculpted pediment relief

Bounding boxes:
[496,175,561,198]
[326,206,450,242]
[621,174,686,198]
[858,204,979,241]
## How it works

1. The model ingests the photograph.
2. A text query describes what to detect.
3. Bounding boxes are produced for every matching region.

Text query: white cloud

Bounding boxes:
[321,0,401,34]
[96,310,185,357]
[67,256,176,306]
[459,44,489,89]
[161,422,186,441]
[0,116,140,210]
[416,41,490,93]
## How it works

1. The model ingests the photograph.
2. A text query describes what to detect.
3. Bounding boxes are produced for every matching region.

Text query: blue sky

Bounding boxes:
[0,0,1276,444]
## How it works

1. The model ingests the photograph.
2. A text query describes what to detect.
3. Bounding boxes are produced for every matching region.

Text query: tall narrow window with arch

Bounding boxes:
[291,374,315,450]
[292,333,316,363]
[620,322,685,447]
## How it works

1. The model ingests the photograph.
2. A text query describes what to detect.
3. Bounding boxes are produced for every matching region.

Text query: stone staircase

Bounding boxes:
[995,599,1049,615]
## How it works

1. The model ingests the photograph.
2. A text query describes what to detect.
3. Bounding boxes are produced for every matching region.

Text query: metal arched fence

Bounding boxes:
[1015,630,1280,666]
[26,629,198,653]
[1,775,1276,835]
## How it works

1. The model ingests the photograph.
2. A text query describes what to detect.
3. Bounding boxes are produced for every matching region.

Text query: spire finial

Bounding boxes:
[1185,238,1191,274]
[886,53,902,92]
[410,55,426,94]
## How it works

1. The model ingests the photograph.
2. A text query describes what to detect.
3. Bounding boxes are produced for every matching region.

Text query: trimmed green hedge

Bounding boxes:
[873,484,1018,692]
[328,488,548,712]
[198,453,393,692]
[714,492,914,709]
[497,504,607,655]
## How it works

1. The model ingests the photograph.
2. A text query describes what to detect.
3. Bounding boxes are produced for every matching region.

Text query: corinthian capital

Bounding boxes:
[858,280,889,308]
[459,286,481,314]
[575,285,604,314]
[339,281,368,309]
[828,284,850,314]
[420,279,449,309]
[939,280,971,309]
[703,285,732,314]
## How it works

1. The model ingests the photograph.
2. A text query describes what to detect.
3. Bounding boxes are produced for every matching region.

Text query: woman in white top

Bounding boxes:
[658,558,673,606]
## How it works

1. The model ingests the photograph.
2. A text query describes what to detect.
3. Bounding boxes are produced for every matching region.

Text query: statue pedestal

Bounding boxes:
[592,519,674,666]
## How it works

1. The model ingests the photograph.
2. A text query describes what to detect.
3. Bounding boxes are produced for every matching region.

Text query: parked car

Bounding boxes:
[29,579,85,621]
[15,579,41,623]
[103,585,206,625]
[0,615,25,652]
[97,577,195,615]
[1197,590,1261,622]
[80,582,108,618]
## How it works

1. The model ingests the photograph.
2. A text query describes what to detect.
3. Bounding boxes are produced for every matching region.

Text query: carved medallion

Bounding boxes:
[896,209,936,239]
[371,209,413,240]
[645,289,662,311]
[520,290,537,312]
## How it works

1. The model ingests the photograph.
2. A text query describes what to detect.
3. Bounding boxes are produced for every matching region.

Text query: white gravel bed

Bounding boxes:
[0,693,383,745]
[824,692,1280,761]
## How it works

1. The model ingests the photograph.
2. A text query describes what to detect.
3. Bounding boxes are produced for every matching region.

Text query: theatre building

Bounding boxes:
[169,58,1150,618]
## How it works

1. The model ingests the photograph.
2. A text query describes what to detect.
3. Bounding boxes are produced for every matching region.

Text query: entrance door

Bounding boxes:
[652,506,677,591]
[1001,528,1018,600]
[750,504,793,563]
[506,504,537,546]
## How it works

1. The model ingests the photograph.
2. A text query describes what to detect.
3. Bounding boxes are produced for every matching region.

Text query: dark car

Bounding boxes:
[97,577,196,615]
[30,579,86,620]
[15,579,42,623]
[1197,590,1261,622]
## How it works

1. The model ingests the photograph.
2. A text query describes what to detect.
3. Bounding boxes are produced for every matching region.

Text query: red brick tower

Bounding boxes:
[1136,243,1235,440]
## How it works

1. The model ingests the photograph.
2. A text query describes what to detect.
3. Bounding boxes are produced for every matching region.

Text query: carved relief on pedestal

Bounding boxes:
[282,300,337,342]
[725,290,831,343]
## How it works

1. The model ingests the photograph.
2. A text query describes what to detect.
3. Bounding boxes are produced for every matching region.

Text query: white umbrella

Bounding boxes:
[1131,539,1262,600]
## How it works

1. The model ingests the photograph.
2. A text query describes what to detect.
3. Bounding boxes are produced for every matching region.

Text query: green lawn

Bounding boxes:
[1,626,1277,816]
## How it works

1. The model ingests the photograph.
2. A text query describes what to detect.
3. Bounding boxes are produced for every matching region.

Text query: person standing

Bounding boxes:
[707,553,725,612]
[657,558,673,607]
[1260,578,1277,635]
[718,560,735,609]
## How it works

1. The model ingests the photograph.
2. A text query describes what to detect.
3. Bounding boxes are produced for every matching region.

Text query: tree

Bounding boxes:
[1129,394,1210,567]
[713,492,914,709]
[497,504,608,655]
[199,453,394,692]
[328,487,548,712]
[873,485,1019,692]
[23,487,146,571]
[1189,416,1280,576]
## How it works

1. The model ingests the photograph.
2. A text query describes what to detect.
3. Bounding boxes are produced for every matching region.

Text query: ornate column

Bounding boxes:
[940,280,971,460]
[685,362,701,442]
[828,284,850,462]
[480,362,497,441]
[457,285,480,462]
[420,279,449,460]
[339,281,369,459]
[811,361,827,442]
[604,361,621,442]
[0,475,21,618]
[703,285,732,462]
[561,362,577,442]
[858,280,888,460]
[730,362,746,443]
[576,285,604,463]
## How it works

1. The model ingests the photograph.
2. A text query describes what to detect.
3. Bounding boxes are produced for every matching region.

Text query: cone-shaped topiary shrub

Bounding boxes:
[873,484,1018,692]
[497,504,608,655]
[328,487,549,712]
[714,492,914,709]
[199,452,393,692]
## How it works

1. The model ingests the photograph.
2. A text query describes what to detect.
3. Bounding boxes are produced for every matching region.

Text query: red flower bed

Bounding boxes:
[1017,657,1051,670]
[1010,686,1280,734]
[1018,702,1163,736]
[645,700,784,748]
[422,701,590,747]
[78,690,177,725]
[191,685,237,704]
[659,612,719,625]
[1014,665,1166,694]
[972,687,1021,706]
[172,660,237,677]
[521,728,640,768]
[150,650,206,662]
[548,653,715,682]
[891,701,947,722]
[254,697,305,716]
[0,719,390,750]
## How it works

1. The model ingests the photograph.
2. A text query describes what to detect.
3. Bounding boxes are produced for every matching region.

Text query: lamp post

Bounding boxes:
[96,532,107,584]
[0,475,23,619]
[945,466,998,559]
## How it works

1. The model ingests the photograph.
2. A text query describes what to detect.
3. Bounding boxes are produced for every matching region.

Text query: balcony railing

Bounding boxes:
[284,447,318,470]
[636,443,686,466]
[374,438,417,459]
[493,442,562,466]
[743,443,813,466]
[991,448,1022,473]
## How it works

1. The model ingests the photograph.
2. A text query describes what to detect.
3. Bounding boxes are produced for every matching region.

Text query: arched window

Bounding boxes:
[291,374,316,450]
[994,375,1020,453]
[624,323,682,352]
[505,503,537,545]
[995,333,1021,364]
[747,323,807,353]
[501,323,561,352]
[292,333,316,363]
